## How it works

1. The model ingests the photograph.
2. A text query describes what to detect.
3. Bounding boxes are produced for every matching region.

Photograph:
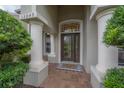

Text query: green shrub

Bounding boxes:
[0,62,28,88]
[103,6,124,48]
[103,68,124,88]
[20,54,31,63]
[0,9,32,65]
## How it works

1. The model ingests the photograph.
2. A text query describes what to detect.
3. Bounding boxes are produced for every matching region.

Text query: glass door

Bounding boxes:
[74,33,80,63]
[61,33,80,63]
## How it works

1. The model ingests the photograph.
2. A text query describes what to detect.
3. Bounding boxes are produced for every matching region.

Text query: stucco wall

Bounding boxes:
[21,5,33,14]
[83,6,98,73]
[36,5,58,63]
[20,5,98,71]
[36,5,58,34]
[90,5,96,13]
[20,5,58,63]
[21,5,58,34]
[20,5,34,32]
[83,6,87,70]
[55,6,84,64]
[53,33,59,63]
[58,5,83,22]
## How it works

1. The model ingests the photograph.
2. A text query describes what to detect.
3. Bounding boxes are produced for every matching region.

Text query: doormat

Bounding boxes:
[56,63,84,72]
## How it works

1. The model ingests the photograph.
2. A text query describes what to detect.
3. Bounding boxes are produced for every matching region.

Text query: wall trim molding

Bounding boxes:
[96,8,115,21]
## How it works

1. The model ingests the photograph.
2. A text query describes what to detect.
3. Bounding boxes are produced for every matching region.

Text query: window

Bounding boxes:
[45,33,51,53]
[118,49,124,66]
[61,22,80,32]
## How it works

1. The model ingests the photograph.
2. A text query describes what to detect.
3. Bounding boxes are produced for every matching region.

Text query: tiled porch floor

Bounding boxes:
[40,63,92,88]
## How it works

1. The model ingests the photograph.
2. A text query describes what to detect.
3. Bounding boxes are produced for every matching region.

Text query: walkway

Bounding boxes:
[40,63,92,88]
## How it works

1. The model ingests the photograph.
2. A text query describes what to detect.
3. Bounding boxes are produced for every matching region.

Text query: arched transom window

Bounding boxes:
[61,22,80,32]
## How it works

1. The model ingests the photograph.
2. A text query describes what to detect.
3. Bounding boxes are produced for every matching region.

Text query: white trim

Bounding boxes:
[27,23,30,33]
[90,5,110,20]
[19,11,37,20]
[90,5,108,20]
[90,5,116,20]
[29,20,44,27]
[43,32,51,55]
[58,19,83,65]
[32,5,36,12]
[49,34,56,57]
[96,8,115,21]
[43,32,47,55]
[90,6,98,20]
[61,61,80,65]
[61,31,80,34]
[80,20,83,65]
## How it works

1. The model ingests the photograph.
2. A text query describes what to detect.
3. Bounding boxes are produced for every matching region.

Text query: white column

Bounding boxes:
[96,9,118,74]
[48,34,56,63]
[24,21,48,87]
[49,34,55,56]
[29,21,45,72]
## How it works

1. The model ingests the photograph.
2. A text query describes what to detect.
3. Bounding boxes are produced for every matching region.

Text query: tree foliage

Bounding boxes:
[103,6,124,48]
[0,9,32,64]
[103,68,124,88]
[0,62,29,88]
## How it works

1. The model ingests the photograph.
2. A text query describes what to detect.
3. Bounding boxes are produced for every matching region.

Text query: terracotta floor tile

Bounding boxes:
[40,63,92,88]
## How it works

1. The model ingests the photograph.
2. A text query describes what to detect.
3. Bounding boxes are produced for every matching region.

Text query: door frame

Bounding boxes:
[58,19,83,65]
[61,33,80,62]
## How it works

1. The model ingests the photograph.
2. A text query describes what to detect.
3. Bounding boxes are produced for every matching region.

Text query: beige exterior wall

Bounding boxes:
[34,5,98,69]
[91,7,118,87]
[36,5,58,34]
[42,5,84,63]
[50,33,59,63]
[36,5,58,63]
[20,5,34,32]
[56,6,84,64]
[83,6,98,73]
[20,5,98,72]
[58,5,83,22]
[21,5,33,14]
[19,5,120,87]
[90,5,96,13]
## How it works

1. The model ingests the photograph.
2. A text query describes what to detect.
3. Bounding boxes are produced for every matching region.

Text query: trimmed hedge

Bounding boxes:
[103,6,124,48]
[0,9,31,88]
[0,62,28,88]
[0,9,32,64]
[20,54,31,63]
[103,68,124,88]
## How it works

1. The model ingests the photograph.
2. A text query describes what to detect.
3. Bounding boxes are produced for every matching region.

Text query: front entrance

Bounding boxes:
[59,19,82,65]
[61,33,80,63]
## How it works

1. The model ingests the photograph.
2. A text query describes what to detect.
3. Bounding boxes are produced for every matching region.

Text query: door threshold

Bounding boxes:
[56,67,82,72]
[56,63,84,72]
[61,61,80,65]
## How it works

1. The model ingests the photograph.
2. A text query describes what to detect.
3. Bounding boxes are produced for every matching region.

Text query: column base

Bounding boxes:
[48,54,56,63]
[23,62,48,87]
[91,65,104,88]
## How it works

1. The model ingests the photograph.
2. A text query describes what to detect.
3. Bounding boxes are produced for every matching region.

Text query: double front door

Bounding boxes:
[61,33,80,63]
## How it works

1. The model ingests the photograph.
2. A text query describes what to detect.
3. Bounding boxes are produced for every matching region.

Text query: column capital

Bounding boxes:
[96,8,115,21]
[29,20,44,27]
